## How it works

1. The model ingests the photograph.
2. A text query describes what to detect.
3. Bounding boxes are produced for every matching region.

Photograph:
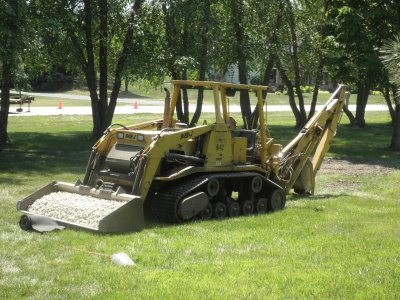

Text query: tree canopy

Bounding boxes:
[1,0,400,148]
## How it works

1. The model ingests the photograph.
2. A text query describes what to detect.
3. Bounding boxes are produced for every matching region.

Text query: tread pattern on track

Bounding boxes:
[151,172,283,223]
[151,175,209,223]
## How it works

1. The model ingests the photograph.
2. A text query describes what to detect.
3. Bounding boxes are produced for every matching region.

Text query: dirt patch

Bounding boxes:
[319,158,396,177]
[317,158,396,193]
[319,178,362,193]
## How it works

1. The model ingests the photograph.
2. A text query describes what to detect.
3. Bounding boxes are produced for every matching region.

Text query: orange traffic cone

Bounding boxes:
[133,101,138,109]
[58,100,63,109]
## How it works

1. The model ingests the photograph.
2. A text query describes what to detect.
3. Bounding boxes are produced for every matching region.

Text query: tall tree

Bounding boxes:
[0,0,27,144]
[0,63,12,144]
[161,0,192,123]
[254,0,326,128]
[189,0,211,127]
[325,0,399,127]
[39,0,143,139]
[260,0,284,90]
[300,0,327,120]
[229,0,252,128]
[245,0,284,128]
[284,0,307,126]
[89,0,143,138]
[381,35,400,151]
[269,0,309,127]
[158,0,216,126]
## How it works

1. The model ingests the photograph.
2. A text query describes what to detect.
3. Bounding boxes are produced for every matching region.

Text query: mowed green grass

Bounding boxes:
[0,112,399,299]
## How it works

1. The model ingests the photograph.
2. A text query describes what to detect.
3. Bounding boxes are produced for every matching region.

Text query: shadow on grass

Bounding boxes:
[118,91,151,99]
[0,177,26,185]
[269,122,400,168]
[331,123,400,165]
[0,131,93,175]
[143,218,172,230]
[288,194,340,202]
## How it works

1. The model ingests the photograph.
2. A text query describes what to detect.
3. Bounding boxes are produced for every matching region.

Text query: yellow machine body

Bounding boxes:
[17,81,346,233]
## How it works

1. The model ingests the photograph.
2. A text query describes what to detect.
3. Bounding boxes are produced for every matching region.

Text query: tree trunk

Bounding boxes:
[276,58,302,128]
[308,59,323,119]
[285,80,302,128]
[231,0,251,128]
[249,57,273,128]
[105,0,142,130]
[175,92,185,122]
[98,0,108,132]
[0,62,11,144]
[343,105,356,126]
[181,69,189,124]
[162,3,184,122]
[190,0,209,127]
[240,91,252,128]
[309,1,329,120]
[251,0,285,128]
[191,87,204,127]
[262,56,275,97]
[382,85,395,125]
[390,101,400,151]
[261,0,284,99]
[285,0,306,126]
[180,11,190,125]
[354,84,369,128]
[191,52,208,125]
[171,71,185,122]
[251,55,277,129]
[237,50,251,128]
[249,55,274,128]
[124,76,129,92]
[83,0,101,139]
[70,0,142,139]
[190,0,209,128]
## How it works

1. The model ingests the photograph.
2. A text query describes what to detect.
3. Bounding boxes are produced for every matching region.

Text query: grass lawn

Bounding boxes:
[0,111,399,299]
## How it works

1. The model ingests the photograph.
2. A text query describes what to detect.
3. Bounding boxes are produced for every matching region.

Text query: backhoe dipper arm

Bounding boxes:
[276,86,346,193]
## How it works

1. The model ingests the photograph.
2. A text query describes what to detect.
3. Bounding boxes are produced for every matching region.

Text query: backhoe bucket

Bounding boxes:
[292,159,315,195]
[17,182,144,233]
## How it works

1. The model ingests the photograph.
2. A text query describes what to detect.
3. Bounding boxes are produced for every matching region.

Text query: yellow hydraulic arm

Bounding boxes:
[275,85,347,194]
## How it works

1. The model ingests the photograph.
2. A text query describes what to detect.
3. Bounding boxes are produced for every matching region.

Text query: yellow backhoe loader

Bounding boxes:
[17,80,346,233]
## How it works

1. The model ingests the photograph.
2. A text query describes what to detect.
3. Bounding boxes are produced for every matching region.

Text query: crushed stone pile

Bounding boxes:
[28,191,125,229]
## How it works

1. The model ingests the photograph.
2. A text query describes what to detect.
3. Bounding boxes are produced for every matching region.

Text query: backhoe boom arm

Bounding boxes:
[276,86,347,194]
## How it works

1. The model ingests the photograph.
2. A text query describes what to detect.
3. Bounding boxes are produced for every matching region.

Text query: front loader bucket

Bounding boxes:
[17,181,144,233]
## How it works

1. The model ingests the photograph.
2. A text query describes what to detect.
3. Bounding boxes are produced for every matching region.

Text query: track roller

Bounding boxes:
[241,200,254,215]
[267,189,286,212]
[251,175,263,193]
[255,198,267,214]
[227,201,240,217]
[200,202,213,220]
[207,178,219,197]
[213,202,227,219]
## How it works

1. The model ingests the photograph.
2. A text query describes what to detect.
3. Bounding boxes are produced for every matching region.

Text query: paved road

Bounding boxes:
[19,91,164,105]
[9,103,390,116]
[9,90,389,116]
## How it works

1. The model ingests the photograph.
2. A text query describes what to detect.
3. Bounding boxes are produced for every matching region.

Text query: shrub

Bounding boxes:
[371,90,382,95]
[300,85,314,93]
[30,71,74,92]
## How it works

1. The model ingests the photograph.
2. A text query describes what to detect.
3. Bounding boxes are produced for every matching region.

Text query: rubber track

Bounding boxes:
[152,175,210,223]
